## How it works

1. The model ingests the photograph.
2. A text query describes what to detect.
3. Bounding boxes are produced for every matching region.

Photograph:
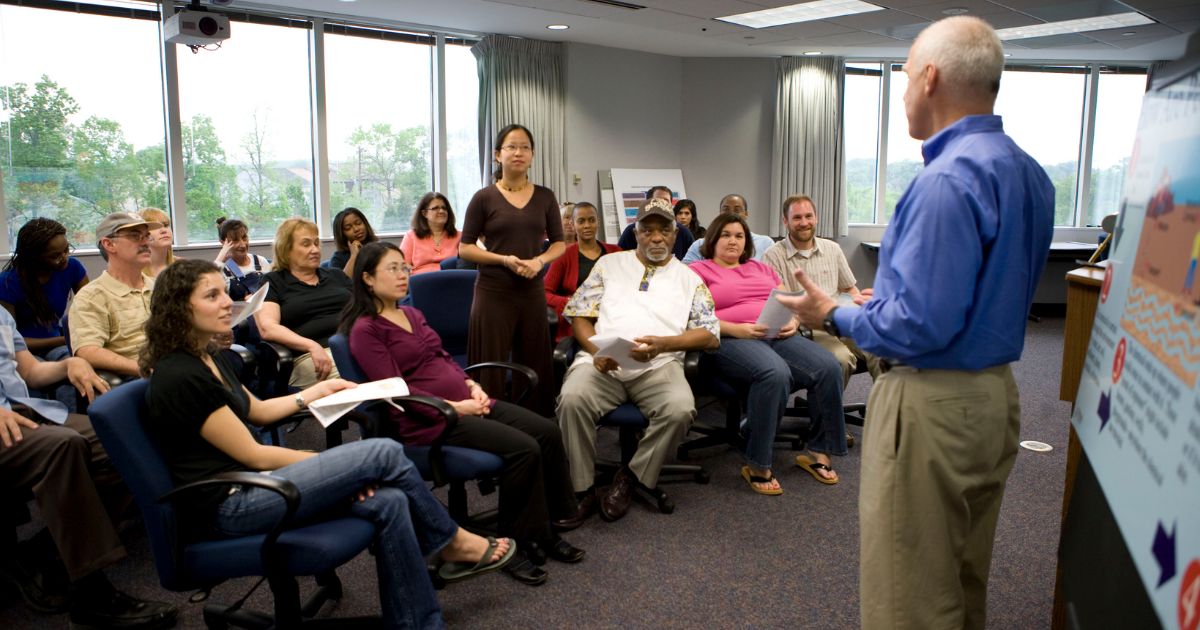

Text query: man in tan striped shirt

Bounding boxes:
[762,195,880,385]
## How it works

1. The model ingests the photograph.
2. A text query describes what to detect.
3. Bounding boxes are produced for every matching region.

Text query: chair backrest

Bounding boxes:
[328,333,367,384]
[87,379,188,590]
[408,269,477,364]
[438,256,459,271]
[319,259,332,269]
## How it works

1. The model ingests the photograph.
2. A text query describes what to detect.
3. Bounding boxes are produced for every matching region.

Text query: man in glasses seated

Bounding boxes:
[68,212,162,379]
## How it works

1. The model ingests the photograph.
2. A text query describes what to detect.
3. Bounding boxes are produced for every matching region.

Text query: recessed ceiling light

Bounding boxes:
[942,7,968,15]
[716,0,884,29]
[804,51,823,56]
[1004,52,1012,57]
[994,12,1154,41]
[547,24,570,30]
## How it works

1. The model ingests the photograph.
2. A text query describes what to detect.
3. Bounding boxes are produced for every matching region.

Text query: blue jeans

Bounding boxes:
[714,336,847,469]
[213,439,452,630]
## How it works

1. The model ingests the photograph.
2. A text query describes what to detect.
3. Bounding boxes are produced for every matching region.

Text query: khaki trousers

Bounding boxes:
[556,361,695,492]
[860,364,1020,630]
[288,347,341,389]
[810,329,882,386]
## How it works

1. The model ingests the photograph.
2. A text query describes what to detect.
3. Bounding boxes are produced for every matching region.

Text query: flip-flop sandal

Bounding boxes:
[437,537,517,583]
[795,454,839,485]
[740,465,783,496]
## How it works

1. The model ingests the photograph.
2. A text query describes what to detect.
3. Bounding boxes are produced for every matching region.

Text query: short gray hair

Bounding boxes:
[914,16,1003,97]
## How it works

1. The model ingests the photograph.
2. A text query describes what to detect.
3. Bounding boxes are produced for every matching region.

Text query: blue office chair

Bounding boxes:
[408,269,476,367]
[328,333,505,524]
[88,379,377,628]
[552,338,709,515]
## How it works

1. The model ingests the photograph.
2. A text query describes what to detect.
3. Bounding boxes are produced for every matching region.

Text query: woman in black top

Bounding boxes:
[674,199,705,239]
[256,218,352,388]
[330,207,378,275]
[142,260,514,629]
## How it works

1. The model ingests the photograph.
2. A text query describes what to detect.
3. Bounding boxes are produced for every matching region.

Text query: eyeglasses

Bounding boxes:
[379,263,412,276]
[109,231,151,243]
[500,144,532,154]
[426,207,449,214]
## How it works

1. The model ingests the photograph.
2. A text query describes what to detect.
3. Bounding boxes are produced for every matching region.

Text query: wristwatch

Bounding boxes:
[294,393,307,410]
[823,307,841,337]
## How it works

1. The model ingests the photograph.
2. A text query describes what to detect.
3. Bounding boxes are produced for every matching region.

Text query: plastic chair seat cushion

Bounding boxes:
[181,517,376,584]
[405,445,503,480]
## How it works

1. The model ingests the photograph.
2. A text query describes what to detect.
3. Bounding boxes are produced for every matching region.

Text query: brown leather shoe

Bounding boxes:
[552,491,597,532]
[600,468,635,522]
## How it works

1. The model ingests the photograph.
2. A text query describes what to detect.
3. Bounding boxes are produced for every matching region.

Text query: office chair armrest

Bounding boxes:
[229,343,256,367]
[683,351,701,379]
[798,326,814,340]
[95,370,129,390]
[255,341,296,398]
[391,395,458,487]
[552,336,576,369]
[464,361,538,405]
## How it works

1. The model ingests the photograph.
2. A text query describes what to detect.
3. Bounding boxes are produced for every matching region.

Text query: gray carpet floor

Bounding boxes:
[1,316,1074,629]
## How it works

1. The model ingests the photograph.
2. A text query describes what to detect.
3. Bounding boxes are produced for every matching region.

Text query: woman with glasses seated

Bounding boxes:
[256,218,351,388]
[0,218,89,361]
[341,242,583,587]
[689,213,846,494]
[142,259,515,629]
[400,193,461,275]
[139,208,176,278]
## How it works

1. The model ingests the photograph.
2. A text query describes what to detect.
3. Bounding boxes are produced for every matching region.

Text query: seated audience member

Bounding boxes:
[674,199,705,239]
[256,218,351,388]
[0,306,177,628]
[141,260,513,628]
[139,208,175,279]
[0,218,89,361]
[68,212,162,378]
[556,198,719,523]
[214,217,271,302]
[544,202,619,342]
[342,242,583,586]
[681,195,774,264]
[400,192,462,275]
[616,186,694,260]
[690,214,846,491]
[560,203,577,245]
[330,207,378,275]
[763,195,880,385]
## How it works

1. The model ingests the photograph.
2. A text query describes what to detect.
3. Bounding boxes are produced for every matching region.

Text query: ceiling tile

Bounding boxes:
[1011,32,1107,47]
[784,30,905,45]
[713,18,860,42]
[1085,21,1183,39]
[1122,0,1200,10]
[483,0,636,18]
[1140,4,1200,21]
[902,0,1012,20]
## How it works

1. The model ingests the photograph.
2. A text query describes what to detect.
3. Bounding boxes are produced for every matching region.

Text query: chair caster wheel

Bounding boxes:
[694,470,710,484]
[656,494,675,514]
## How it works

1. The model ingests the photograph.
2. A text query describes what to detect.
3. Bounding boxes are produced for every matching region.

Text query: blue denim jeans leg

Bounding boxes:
[770,335,847,457]
[213,438,453,630]
[713,338,791,469]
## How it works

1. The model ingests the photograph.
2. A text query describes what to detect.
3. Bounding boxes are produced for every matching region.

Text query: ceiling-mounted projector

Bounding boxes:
[165,9,230,46]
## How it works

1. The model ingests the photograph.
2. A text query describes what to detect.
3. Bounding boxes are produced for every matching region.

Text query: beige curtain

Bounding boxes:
[472,35,568,198]
[770,56,847,238]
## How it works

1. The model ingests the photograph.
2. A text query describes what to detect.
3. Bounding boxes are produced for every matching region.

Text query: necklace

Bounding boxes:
[497,179,529,193]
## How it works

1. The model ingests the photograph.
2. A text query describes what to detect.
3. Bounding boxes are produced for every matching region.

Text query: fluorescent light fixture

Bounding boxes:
[994,12,1153,41]
[547,24,570,30]
[716,0,884,29]
[804,51,824,55]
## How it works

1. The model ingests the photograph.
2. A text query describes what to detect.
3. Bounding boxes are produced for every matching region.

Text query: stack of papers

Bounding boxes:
[588,335,648,371]
[307,377,410,427]
[230,282,269,328]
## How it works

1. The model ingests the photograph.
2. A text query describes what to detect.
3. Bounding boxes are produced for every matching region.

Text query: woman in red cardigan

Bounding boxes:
[543,202,619,342]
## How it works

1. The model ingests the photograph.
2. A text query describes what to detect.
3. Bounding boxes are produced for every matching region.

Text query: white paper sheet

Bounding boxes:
[588,334,648,371]
[307,377,410,428]
[756,288,803,338]
[230,281,269,328]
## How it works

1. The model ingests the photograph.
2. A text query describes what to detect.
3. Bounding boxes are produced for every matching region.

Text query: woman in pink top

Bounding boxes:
[690,214,845,495]
[400,192,462,274]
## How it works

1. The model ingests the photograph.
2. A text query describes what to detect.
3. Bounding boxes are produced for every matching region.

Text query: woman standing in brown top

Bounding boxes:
[459,124,564,415]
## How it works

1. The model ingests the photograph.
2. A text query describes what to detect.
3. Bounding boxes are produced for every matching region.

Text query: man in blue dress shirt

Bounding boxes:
[780,16,1054,630]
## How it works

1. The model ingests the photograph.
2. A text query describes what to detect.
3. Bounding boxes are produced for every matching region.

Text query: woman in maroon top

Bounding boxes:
[458,124,564,415]
[340,242,582,587]
[543,202,619,342]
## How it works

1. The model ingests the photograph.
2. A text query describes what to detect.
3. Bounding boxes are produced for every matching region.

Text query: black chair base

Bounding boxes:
[202,572,380,629]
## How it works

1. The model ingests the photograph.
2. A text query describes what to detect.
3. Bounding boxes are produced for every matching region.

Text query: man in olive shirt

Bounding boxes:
[68,213,161,378]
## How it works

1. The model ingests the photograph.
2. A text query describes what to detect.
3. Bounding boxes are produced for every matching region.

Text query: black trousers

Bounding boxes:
[439,401,576,543]
[467,284,554,416]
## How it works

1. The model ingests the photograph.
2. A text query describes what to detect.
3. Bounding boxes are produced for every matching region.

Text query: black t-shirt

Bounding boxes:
[262,267,352,347]
[145,350,250,519]
[577,247,606,287]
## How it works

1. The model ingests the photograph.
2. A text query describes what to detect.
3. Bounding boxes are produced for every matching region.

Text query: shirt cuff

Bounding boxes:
[832,304,860,337]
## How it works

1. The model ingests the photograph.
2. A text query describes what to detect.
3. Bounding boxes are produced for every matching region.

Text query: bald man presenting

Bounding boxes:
[779,17,1053,630]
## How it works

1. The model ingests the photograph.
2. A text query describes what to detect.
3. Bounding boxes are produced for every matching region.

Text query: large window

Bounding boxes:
[0,2,168,248]
[176,19,315,242]
[847,61,1144,228]
[1090,71,1145,226]
[325,29,433,234]
[844,63,880,224]
[445,42,480,226]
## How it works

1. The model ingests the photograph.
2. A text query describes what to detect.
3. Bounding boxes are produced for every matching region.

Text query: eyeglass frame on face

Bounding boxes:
[425,205,449,215]
[107,229,152,244]
[500,143,533,154]
[377,262,412,277]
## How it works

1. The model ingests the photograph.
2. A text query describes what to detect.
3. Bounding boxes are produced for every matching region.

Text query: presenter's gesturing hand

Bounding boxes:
[776,269,839,330]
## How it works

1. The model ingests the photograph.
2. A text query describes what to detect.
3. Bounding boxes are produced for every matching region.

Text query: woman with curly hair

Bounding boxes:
[0,218,89,360]
[400,193,461,275]
[330,207,379,275]
[141,259,515,628]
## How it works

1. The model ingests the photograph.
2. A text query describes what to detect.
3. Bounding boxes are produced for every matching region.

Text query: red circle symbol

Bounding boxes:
[1180,559,1200,630]
[1101,265,1114,304]
[1113,338,1127,385]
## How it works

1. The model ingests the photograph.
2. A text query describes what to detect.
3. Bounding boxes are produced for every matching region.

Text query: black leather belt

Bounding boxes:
[879,359,906,373]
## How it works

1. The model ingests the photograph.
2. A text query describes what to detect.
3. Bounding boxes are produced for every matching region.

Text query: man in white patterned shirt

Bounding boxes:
[763,195,880,385]
[555,198,719,526]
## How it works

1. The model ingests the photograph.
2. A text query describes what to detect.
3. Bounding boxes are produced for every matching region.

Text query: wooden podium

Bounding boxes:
[1052,265,1104,630]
